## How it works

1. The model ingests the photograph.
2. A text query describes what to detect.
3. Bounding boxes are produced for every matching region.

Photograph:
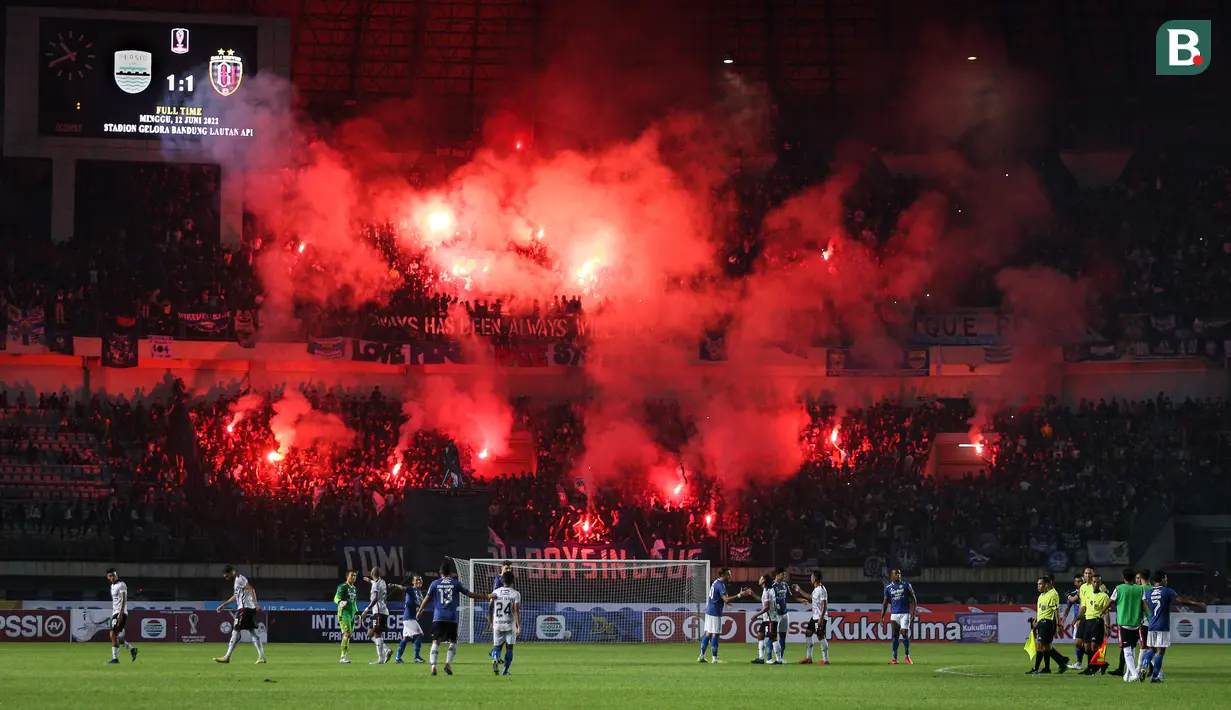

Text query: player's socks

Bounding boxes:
[503,648,513,673]
[396,639,407,661]
[413,636,423,660]
[805,636,814,660]
[773,641,783,663]
[1033,652,1043,672]
[342,637,350,656]
[757,638,766,660]
[700,636,711,658]
[429,643,440,668]
[1075,646,1083,664]
[821,639,829,662]
[778,634,787,661]
[253,635,266,661]
[1140,650,1155,675]
[1151,654,1164,678]
[446,642,457,667]
[224,631,240,660]
[711,637,719,659]
[112,646,119,660]
[903,636,911,658]
[490,645,501,665]
[891,637,900,659]
[1123,648,1136,678]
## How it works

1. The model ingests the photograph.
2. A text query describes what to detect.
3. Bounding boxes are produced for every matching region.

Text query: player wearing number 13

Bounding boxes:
[416,559,492,677]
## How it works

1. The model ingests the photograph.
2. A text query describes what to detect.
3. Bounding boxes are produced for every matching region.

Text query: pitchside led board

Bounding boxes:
[38,18,258,139]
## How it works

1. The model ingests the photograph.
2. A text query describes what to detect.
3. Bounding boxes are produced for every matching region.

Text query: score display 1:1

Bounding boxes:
[166,74,195,92]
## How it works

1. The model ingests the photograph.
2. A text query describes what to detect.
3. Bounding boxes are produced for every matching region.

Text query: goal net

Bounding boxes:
[449,557,710,643]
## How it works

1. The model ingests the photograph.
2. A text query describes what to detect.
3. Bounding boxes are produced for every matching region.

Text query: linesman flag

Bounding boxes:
[1023,624,1037,662]
[1088,637,1109,667]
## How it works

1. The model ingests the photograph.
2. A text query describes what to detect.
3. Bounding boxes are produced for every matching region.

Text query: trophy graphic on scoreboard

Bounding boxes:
[171,28,189,54]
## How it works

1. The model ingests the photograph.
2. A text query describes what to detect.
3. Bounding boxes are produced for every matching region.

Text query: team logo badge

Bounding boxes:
[171,28,190,54]
[209,49,244,96]
[113,50,152,94]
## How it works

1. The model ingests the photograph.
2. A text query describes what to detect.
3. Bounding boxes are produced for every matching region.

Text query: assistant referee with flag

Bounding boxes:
[1027,574,1071,674]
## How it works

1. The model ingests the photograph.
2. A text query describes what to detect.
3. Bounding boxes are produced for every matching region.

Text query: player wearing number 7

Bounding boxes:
[416,559,493,677]
[699,567,752,664]
[490,571,521,676]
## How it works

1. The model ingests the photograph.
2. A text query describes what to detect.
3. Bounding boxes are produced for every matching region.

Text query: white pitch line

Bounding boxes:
[935,665,993,677]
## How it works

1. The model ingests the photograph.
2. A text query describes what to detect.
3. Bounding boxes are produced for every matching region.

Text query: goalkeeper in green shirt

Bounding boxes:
[1109,567,1147,680]
[335,570,359,664]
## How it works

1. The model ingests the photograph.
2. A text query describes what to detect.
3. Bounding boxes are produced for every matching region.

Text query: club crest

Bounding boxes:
[209,49,244,96]
[114,50,152,94]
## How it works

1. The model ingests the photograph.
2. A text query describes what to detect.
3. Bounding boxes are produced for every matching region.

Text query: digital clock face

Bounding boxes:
[37,18,259,140]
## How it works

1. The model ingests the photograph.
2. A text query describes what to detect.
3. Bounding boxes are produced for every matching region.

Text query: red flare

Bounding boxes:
[428,210,452,233]
[297,242,305,254]
[477,448,489,460]
[267,450,283,462]
[672,483,684,496]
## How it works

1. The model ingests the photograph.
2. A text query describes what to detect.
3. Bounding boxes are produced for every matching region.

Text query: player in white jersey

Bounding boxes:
[489,571,521,676]
[793,569,830,664]
[105,568,138,664]
[358,567,400,664]
[751,574,783,665]
[215,565,267,664]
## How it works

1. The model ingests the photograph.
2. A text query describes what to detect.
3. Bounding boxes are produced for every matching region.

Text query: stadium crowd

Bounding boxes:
[2,385,1228,577]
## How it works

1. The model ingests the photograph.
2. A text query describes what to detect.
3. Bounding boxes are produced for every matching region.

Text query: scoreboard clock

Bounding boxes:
[37,18,259,139]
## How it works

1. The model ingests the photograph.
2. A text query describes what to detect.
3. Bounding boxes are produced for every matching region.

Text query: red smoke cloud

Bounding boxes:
[182,16,1072,499]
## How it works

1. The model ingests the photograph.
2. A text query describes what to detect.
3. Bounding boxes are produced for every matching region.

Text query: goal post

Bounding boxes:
[449,557,710,643]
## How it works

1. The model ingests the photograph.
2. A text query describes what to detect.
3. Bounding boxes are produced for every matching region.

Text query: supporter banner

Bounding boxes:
[266,611,400,644]
[890,542,921,576]
[351,339,467,365]
[6,305,46,346]
[914,310,1014,346]
[338,540,406,580]
[1063,342,1120,363]
[826,348,929,377]
[983,345,1013,364]
[308,336,346,359]
[149,335,173,359]
[369,313,588,341]
[177,312,232,334]
[1118,312,1227,360]
[1086,540,1129,566]
[488,540,708,567]
[69,609,265,643]
[234,309,257,348]
[491,342,584,368]
[998,612,1231,645]
[102,331,138,368]
[0,610,70,641]
[46,328,74,355]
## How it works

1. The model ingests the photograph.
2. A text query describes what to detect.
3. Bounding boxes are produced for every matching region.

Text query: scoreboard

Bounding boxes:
[37,18,260,140]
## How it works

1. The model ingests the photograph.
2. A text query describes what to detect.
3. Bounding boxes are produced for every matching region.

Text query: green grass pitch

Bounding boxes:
[4,642,1229,709]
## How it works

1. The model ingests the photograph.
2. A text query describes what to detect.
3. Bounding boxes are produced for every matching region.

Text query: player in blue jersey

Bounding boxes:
[395,574,429,663]
[698,567,753,664]
[489,561,512,661]
[1140,571,1205,684]
[416,559,493,676]
[772,569,792,662]
[880,569,917,665]
[1063,573,1084,668]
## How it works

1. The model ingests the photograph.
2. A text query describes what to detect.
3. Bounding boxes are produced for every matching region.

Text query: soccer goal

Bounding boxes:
[449,557,710,643]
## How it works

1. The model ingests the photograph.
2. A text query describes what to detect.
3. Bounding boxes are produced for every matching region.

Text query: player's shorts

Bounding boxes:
[757,620,779,638]
[433,620,459,643]
[1146,631,1171,649]
[1082,618,1105,644]
[493,628,517,647]
[703,614,722,635]
[111,613,127,633]
[236,608,258,632]
[805,616,828,638]
[1035,619,1056,645]
[1139,625,1150,648]
[402,618,423,639]
[338,614,355,635]
[1119,626,1140,648]
[891,613,912,631]
[1075,619,1090,642]
[369,613,386,634]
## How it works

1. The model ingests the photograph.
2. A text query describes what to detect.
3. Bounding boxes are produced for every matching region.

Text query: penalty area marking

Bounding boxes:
[936,665,994,678]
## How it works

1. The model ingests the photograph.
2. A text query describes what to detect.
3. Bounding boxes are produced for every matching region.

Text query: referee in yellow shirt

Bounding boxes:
[1028,575,1071,674]
[1078,577,1112,675]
